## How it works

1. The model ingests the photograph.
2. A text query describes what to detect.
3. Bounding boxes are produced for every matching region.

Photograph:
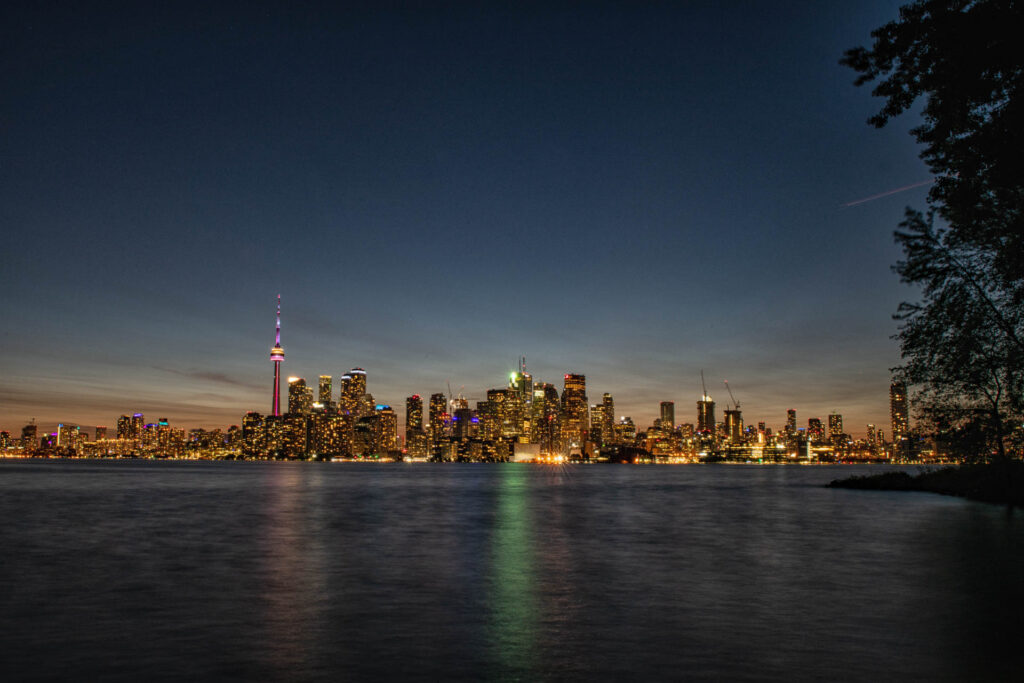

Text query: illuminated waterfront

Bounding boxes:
[1,459,1019,681]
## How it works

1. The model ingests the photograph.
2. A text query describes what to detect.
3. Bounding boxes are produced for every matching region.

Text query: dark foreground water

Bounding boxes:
[1,461,1022,681]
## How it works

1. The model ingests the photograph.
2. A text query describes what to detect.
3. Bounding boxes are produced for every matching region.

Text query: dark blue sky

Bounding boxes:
[1,1,930,436]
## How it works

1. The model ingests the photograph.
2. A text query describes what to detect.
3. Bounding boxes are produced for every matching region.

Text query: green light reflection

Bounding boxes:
[487,464,539,677]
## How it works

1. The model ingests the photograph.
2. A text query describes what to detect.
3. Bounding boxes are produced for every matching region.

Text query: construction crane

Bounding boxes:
[723,380,740,411]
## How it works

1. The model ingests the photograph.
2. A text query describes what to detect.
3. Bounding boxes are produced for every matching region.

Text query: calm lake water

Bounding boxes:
[1,460,1021,681]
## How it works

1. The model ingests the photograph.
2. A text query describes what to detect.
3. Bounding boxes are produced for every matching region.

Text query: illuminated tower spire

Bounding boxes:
[270,295,285,416]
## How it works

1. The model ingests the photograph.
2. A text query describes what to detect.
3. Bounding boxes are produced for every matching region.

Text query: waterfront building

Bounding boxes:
[131,413,144,439]
[429,393,447,457]
[828,412,844,445]
[406,394,424,452]
[288,377,313,415]
[808,418,824,443]
[724,409,743,444]
[318,375,332,406]
[560,374,588,450]
[786,409,797,437]
[590,404,605,446]
[890,382,909,442]
[697,394,715,434]
[614,416,636,445]
[602,393,614,445]
[660,401,675,431]
[116,415,131,439]
[376,405,398,453]
[95,426,107,440]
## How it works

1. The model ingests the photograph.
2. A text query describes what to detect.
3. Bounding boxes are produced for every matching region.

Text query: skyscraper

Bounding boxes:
[288,377,313,415]
[786,409,797,436]
[697,394,715,434]
[270,295,285,417]
[890,381,909,442]
[602,393,614,445]
[318,375,332,405]
[560,374,588,451]
[828,412,844,444]
[724,409,742,444]
[429,393,447,457]
[660,401,675,431]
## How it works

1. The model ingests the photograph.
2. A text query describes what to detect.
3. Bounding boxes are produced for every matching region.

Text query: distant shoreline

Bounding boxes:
[827,462,1024,506]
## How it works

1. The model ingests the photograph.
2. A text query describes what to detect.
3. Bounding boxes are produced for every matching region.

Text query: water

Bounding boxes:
[1,460,1021,681]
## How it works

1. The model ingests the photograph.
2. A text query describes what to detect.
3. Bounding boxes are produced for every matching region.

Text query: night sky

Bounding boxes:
[1,1,930,436]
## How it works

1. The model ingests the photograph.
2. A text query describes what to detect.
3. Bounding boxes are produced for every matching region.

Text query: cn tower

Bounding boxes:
[270,294,285,416]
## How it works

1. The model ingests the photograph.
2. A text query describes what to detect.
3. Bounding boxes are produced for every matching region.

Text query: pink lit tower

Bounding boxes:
[270,295,285,416]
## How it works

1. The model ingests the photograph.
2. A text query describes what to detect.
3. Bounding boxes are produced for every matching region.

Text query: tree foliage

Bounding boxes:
[843,0,1024,459]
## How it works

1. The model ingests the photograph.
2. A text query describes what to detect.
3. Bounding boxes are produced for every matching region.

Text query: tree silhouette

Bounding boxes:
[843,0,1023,460]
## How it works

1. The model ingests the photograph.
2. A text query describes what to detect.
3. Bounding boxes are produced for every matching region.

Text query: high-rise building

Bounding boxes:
[660,401,675,431]
[697,394,715,434]
[57,424,79,449]
[340,368,368,419]
[614,417,636,445]
[20,423,37,450]
[117,415,131,439]
[890,381,909,442]
[429,393,448,457]
[828,412,844,444]
[786,409,797,436]
[288,377,313,415]
[601,393,614,445]
[590,404,604,446]
[131,413,144,439]
[95,426,107,441]
[318,375,332,405]
[807,418,824,443]
[376,405,398,453]
[406,395,423,436]
[560,374,588,450]
[270,295,285,417]
[866,424,876,445]
[724,409,743,444]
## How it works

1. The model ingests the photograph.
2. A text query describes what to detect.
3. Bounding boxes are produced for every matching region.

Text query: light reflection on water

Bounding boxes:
[0,460,1021,682]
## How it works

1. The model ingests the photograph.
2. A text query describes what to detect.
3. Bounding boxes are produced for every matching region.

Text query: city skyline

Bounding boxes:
[3,2,923,437]
[3,293,899,440]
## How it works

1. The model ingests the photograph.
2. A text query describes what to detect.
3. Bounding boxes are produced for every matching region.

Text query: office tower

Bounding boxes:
[288,377,313,415]
[131,413,144,439]
[429,393,447,455]
[724,409,742,444]
[242,411,263,457]
[602,393,614,445]
[21,421,37,448]
[484,388,510,439]
[660,402,675,431]
[866,424,876,445]
[57,424,79,449]
[828,412,844,444]
[590,404,604,446]
[807,418,824,443]
[786,409,797,436]
[318,375,332,405]
[270,295,285,417]
[375,405,398,453]
[890,382,909,442]
[117,415,131,439]
[697,394,715,434]
[560,374,588,450]
[406,394,423,435]
[282,413,308,459]
[614,417,636,445]
[95,426,107,441]
[340,368,368,419]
